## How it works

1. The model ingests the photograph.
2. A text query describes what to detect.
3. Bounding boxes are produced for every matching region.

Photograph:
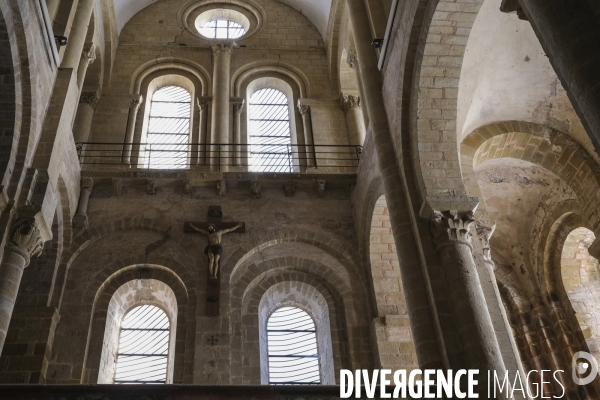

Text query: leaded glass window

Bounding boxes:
[114,305,170,384]
[248,88,292,172]
[267,307,320,385]
[198,19,246,39]
[146,86,191,169]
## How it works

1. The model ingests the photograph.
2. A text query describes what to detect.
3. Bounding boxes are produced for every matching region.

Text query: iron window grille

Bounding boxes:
[146,86,191,169]
[198,19,246,39]
[114,305,170,384]
[249,88,293,173]
[267,307,321,385]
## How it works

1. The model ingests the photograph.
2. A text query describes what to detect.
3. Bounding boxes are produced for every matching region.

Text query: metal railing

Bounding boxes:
[76,142,363,172]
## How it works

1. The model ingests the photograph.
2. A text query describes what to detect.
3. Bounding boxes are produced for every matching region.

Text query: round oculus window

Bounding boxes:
[195,9,250,39]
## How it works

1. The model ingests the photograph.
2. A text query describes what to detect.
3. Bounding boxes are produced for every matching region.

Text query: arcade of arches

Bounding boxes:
[0,0,600,398]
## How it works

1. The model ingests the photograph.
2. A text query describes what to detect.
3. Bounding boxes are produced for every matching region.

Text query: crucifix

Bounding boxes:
[184,205,245,316]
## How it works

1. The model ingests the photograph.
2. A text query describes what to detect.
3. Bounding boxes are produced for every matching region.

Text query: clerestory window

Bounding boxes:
[248,88,292,172]
[198,19,246,39]
[145,86,191,169]
[267,307,320,385]
[114,305,170,384]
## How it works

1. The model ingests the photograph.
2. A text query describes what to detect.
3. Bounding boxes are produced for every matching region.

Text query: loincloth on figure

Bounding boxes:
[204,244,223,256]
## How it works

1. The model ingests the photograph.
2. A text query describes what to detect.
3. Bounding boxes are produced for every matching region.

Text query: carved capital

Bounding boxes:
[341,94,361,113]
[347,47,357,69]
[130,95,144,110]
[197,99,208,111]
[79,92,99,109]
[211,41,234,55]
[82,44,96,64]
[475,219,496,263]
[297,100,310,116]
[8,216,46,261]
[81,177,94,191]
[430,210,475,250]
[233,100,245,113]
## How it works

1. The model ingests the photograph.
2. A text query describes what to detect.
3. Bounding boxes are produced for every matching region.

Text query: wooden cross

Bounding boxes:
[184,206,245,317]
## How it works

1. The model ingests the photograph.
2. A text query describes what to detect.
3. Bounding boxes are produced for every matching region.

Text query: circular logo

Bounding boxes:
[572,351,599,386]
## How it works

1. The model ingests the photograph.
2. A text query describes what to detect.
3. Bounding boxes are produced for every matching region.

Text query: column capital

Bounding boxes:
[297,100,310,116]
[341,94,361,113]
[233,100,245,114]
[211,40,234,55]
[129,95,144,110]
[347,46,357,69]
[80,91,100,109]
[430,210,475,250]
[81,177,94,191]
[475,219,496,263]
[8,210,49,262]
[197,98,208,111]
[81,44,96,64]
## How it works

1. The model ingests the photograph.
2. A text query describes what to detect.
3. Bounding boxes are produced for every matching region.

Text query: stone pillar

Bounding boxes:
[297,101,316,169]
[46,0,60,22]
[197,100,208,166]
[518,0,600,155]
[77,44,96,89]
[72,178,94,229]
[346,0,445,370]
[233,101,245,167]
[341,94,366,145]
[210,41,233,170]
[60,0,94,70]
[0,214,48,352]
[73,91,99,143]
[430,210,506,393]
[347,42,369,128]
[122,95,143,165]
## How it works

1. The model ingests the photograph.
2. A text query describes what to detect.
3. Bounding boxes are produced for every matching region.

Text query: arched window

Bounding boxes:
[146,86,191,169]
[248,88,292,172]
[114,305,170,384]
[267,307,320,385]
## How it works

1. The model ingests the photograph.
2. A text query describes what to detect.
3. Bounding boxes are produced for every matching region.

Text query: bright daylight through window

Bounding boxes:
[114,305,170,384]
[267,307,320,385]
[198,19,246,39]
[146,86,191,169]
[249,88,292,172]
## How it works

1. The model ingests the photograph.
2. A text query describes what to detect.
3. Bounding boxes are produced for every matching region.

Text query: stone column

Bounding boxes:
[73,91,99,143]
[197,100,208,166]
[346,44,369,128]
[0,214,48,352]
[210,41,233,170]
[341,94,366,145]
[518,0,600,155]
[60,0,94,70]
[122,95,144,165]
[77,44,96,89]
[431,210,506,393]
[297,101,316,169]
[233,100,245,166]
[72,178,94,230]
[46,0,61,22]
[346,0,445,370]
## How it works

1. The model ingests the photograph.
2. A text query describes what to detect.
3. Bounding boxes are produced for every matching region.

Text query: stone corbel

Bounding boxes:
[341,94,361,114]
[251,180,261,198]
[73,178,94,229]
[317,179,326,197]
[475,219,496,264]
[217,179,226,197]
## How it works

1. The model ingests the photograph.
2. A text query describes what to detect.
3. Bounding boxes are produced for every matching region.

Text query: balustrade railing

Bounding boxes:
[76,142,363,173]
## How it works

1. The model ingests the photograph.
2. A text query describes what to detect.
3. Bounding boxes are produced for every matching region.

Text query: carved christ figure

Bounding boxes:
[189,222,243,282]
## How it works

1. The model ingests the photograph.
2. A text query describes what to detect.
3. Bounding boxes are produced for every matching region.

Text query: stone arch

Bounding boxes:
[82,264,191,384]
[462,121,600,232]
[410,0,485,199]
[231,61,310,98]
[131,58,211,96]
[258,281,336,385]
[230,258,356,384]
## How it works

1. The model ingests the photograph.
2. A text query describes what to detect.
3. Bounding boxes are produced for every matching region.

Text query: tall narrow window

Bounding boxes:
[114,305,170,384]
[146,86,191,169]
[248,88,292,172]
[267,307,320,385]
